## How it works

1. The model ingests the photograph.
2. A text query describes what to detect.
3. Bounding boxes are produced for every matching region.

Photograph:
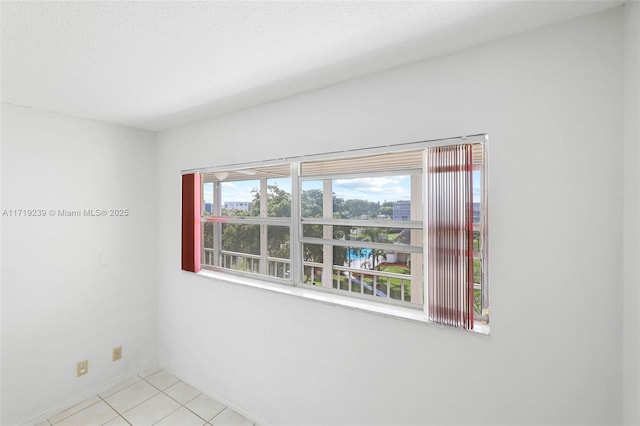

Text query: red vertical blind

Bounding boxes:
[427,144,474,330]
[182,173,201,273]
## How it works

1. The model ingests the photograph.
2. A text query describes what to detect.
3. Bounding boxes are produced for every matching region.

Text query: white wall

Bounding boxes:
[623,2,640,425]
[0,105,158,425]
[157,8,624,426]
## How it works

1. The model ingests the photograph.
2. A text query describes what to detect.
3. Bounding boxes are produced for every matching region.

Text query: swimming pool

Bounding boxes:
[348,248,372,260]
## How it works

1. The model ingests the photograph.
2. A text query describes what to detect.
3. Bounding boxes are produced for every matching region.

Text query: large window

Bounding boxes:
[182,136,488,330]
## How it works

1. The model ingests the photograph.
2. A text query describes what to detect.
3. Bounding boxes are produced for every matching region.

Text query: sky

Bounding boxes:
[203,171,481,205]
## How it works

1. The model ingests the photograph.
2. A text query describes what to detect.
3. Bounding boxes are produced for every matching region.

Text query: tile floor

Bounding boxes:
[35,368,255,426]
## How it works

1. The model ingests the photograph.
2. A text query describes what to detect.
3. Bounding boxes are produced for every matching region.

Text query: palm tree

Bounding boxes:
[368,249,386,270]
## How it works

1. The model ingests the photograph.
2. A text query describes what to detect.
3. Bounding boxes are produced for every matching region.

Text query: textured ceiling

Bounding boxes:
[1,1,622,131]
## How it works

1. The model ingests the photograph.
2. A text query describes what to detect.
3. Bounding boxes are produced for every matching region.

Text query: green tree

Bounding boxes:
[221,223,259,254]
[379,201,394,218]
[368,249,387,270]
[343,199,379,219]
[302,189,323,218]
[251,184,291,217]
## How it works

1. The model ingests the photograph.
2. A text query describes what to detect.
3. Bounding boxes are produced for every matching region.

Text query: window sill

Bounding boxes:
[187,269,489,336]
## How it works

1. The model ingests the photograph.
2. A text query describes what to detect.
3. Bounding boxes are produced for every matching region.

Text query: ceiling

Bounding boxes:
[1,1,622,131]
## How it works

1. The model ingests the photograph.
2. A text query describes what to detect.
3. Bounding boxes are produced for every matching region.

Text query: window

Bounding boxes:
[201,164,292,279]
[182,135,488,331]
[299,150,424,307]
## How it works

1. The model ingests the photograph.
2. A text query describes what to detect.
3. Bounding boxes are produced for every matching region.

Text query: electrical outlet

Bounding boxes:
[112,346,122,361]
[77,360,88,377]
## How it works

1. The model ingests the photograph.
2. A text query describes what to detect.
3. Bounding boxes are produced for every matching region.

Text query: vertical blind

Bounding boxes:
[427,144,475,330]
[182,173,202,273]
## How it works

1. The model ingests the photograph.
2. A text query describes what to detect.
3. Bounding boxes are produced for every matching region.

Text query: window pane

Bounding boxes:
[203,222,215,266]
[303,175,416,220]
[302,243,323,264]
[203,182,214,216]
[267,178,291,217]
[221,180,259,216]
[473,170,482,224]
[301,181,323,218]
[302,243,323,285]
[474,288,482,316]
[221,223,259,255]
[333,175,412,219]
[302,224,323,238]
[473,230,481,252]
[268,226,290,279]
[333,247,414,303]
[268,226,290,259]
[219,223,260,273]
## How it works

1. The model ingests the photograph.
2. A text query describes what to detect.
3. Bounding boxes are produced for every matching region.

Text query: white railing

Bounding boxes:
[203,248,411,303]
[302,261,323,285]
[332,265,411,302]
[220,249,260,274]
[203,248,291,279]
[268,256,291,279]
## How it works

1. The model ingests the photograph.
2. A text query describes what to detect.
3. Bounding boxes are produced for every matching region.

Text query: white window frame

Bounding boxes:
[188,134,489,326]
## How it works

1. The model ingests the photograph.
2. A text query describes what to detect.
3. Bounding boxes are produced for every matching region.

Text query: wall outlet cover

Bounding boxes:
[77,360,88,377]
[113,346,122,361]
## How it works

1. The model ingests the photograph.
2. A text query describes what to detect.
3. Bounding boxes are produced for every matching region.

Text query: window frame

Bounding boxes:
[298,170,424,307]
[201,170,293,282]
[184,134,489,328]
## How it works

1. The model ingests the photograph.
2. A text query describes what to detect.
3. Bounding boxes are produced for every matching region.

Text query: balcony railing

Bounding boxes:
[203,248,291,279]
[332,265,411,302]
[203,248,412,303]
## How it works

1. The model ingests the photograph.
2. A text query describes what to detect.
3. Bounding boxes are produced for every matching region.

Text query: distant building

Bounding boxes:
[473,202,481,223]
[392,201,411,221]
[204,202,213,213]
[224,201,251,212]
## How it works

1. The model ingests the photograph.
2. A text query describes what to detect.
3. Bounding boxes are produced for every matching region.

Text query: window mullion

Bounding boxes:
[290,162,301,285]
[322,180,333,288]
[411,163,424,306]
[213,180,221,267]
[422,150,429,320]
[259,178,268,275]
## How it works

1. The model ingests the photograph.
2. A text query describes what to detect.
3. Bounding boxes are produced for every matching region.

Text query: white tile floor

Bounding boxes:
[36,369,255,426]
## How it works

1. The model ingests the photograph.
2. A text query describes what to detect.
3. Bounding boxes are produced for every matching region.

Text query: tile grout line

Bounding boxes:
[141,374,214,424]
[149,404,182,426]
[109,387,161,419]
[116,375,200,426]
[184,403,218,424]
[97,394,132,426]
[162,388,203,408]
[160,386,209,424]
